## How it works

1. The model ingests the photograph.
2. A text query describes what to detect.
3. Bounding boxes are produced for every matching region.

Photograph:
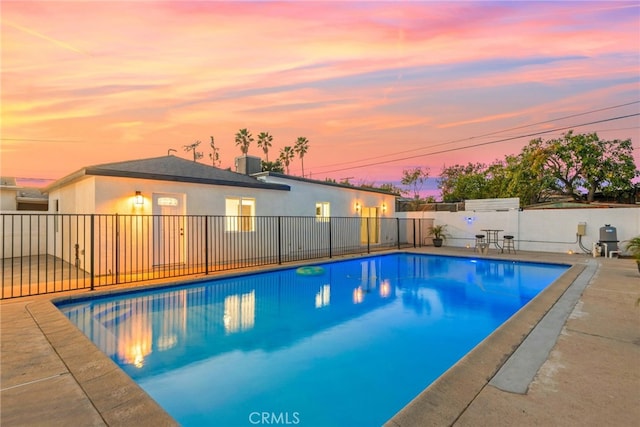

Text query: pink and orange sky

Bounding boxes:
[2,1,639,192]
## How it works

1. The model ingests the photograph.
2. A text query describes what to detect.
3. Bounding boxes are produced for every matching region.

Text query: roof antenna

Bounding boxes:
[168,148,177,156]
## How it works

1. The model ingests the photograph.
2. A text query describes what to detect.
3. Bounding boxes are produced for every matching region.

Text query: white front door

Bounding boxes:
[152,193,186,266]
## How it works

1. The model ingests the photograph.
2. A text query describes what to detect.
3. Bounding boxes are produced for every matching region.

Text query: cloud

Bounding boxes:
[1,1,638,182]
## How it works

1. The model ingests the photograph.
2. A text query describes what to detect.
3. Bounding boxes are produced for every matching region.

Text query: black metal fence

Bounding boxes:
[1,214,433,299]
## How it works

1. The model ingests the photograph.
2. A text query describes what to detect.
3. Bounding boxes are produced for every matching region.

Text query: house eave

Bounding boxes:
[43,169,89,194]
[253,171,398,196]
[16,197,48,205]
[45,167,291,192]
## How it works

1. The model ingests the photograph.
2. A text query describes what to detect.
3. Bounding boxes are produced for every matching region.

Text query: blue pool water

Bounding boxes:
[57,253,568,426]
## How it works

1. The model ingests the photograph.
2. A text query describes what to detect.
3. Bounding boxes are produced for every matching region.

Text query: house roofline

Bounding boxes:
[44,165,291,193]
[43,169,88,193]
[86,168,290,191]
[253,171,399,196]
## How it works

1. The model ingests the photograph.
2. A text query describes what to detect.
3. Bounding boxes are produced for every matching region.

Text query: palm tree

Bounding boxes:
[261,159,284,173]
[279,146,295,174]
[257,132,273,162]
[235,128,253,155]
[294,136,309,177]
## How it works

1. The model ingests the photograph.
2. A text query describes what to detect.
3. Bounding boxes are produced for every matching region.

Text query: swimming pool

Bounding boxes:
[57,253,568,426]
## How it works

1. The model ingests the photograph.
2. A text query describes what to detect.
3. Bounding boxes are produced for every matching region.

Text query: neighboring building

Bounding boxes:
[0,177,49,211]
[0,177,18,211]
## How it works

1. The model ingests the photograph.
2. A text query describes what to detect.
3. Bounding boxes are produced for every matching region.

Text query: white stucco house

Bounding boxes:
[34,155,399,273]
[44,155,396,219]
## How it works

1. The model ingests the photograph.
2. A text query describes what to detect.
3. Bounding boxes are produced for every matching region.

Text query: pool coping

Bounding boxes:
[385,255,586,426]
[24,299,178,426]
[18,250,585,426]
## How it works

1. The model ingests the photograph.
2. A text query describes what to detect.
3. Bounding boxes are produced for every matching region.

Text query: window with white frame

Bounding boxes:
[315,202,330,222]
[225,197,255,232]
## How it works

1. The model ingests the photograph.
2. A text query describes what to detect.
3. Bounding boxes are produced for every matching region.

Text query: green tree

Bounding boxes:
[537,131,637,202]
[378,183,404,195]
[294,136,309,177]
[437,131,637,206]
[483,160,509,199]
[438,163,489,202]
[502,143,555,205]
[257,132,273,162]
[279,146,295,174]
[235,128,253,155]
[401,167,430,208]
[439,160,549,205]
[261,159,284,173]
[358,181,402,194]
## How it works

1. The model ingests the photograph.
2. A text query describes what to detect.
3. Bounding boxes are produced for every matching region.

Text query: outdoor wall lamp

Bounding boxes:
[134,191,144,205]
[355,202,361,213]
[381,203,387,213]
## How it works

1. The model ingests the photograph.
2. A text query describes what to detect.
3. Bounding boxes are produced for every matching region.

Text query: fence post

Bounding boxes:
[396,218,400,250]
[205,216,209,275]
[90,214,95,291]
[277,216,282,265]
[328,218,333,258]
[413,218,417,248]
[115,213,120,284]
[367,217,370,254]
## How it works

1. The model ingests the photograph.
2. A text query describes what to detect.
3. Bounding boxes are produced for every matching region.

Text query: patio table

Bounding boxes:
[481,229,503,251]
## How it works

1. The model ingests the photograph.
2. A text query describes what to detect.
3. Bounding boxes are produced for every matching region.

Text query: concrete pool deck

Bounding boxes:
[2,249,639,426]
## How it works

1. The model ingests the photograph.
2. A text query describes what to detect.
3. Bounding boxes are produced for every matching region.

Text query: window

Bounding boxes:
[315,202,330,222]
[225,197,255,232]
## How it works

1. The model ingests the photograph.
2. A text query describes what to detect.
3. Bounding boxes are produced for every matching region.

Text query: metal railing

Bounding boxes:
[1,214,432,299]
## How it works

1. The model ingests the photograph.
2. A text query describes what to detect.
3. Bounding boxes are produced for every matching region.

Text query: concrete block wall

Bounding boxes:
[398,208,639,255]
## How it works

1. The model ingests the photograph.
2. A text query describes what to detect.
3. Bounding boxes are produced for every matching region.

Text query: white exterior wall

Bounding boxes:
[48,177,96,214]
[0,213,50,258]
[33,174,398,273]
[46,174,395,217]
[398,208,640,254]
[465,197,519,211]
[89,176,288,216]
[258,175,397,218]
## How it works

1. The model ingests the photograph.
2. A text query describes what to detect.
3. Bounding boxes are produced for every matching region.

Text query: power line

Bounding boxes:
[311,100,640,173]
[319,113,640,175]
[467,100,640,140]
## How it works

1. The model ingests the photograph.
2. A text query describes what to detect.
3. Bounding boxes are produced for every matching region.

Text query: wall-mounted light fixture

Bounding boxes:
[134,191,144,205]
[381,203,387,213]
[355,202,361,213]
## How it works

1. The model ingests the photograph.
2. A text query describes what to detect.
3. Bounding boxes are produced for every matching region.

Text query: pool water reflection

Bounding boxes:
[58,253,568,427]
